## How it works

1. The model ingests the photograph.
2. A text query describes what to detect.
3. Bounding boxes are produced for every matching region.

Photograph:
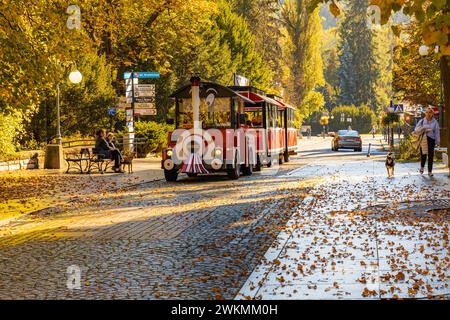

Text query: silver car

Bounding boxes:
[332,130,362,152]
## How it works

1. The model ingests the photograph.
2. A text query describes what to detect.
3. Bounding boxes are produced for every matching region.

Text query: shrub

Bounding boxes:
[382,113,400,126]
[397,135,420,161]
[134,121,174,157]
[0,112,23,160]
[329,105,376,133]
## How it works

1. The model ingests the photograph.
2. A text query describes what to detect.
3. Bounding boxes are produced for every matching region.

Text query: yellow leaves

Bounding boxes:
[422,24,441,46]
[362,288,377,297]
[407,287,418,296]
[391,25,402,37]
[329,2,341,17]
[440,44,450,56]
[395,271,405,282]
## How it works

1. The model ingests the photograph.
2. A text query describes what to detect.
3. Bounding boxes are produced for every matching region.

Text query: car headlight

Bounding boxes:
[214,148,222,156]
[167,150,173,157]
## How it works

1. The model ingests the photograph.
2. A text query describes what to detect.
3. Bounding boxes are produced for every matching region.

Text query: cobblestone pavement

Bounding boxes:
[0,155,311,299]
[237,159,449,300]
[1,136,448,300]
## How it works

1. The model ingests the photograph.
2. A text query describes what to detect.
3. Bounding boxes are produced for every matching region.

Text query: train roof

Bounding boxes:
[170,82,254,104]
[267,94,295,110]
[230,87,294,110]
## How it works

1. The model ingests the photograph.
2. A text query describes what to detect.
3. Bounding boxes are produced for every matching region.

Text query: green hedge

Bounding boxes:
[397,135,420,161]
[329,105,376,133]
[0,112,22,160]
[134,121,174,157]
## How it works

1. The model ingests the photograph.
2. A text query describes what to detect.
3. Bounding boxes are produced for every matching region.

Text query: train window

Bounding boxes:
[244,110,263,128]
[269,105,276,128]
[278,110,284,128]
[287,109,293,128]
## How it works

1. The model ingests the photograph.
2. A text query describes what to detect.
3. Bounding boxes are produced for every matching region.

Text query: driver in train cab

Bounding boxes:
[240,114,250,129]
[252,114,262,127]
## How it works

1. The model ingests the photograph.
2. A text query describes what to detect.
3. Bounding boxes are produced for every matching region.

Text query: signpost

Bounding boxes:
[388,100,404,113]
[124,72,160,79]
[122,71,159,153]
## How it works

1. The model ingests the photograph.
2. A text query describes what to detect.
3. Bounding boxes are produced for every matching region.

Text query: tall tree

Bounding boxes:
[373,24,394,112]
[230,0,284,92]
[336,0,378,108]
[393,22,440,106]
[281,0,325,115]
[311,0,450,153]
[215,0,272,89]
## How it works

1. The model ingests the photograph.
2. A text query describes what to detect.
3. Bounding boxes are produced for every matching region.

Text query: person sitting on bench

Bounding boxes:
[95,129,124,173]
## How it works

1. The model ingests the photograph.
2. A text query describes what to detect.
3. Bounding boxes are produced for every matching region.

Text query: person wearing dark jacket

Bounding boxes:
[95,129,123,173]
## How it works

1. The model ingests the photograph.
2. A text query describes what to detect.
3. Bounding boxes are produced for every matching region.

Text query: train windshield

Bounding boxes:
[179,98,231,128]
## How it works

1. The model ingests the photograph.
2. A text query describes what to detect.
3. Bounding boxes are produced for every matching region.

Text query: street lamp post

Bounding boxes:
[56,84,61,145]
[45,69,82,169]
[55,70,83,145]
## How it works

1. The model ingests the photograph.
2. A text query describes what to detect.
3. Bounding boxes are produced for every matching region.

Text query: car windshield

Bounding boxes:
[337,130,348,136]
[344,131,360,137]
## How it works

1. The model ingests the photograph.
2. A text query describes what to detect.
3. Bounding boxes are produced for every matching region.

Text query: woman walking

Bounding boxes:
[414,107,440,177]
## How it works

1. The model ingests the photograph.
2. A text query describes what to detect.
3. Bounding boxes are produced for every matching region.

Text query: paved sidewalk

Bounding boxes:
[0,157,164,226]
[237,160,449,300]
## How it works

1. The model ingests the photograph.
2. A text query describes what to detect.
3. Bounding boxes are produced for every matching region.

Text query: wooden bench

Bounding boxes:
[65,148,113,174]
[65,148,92,174]
[87,150,114,174]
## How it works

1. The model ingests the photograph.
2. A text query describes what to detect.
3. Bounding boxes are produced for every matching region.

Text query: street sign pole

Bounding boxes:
[131,71,135,133]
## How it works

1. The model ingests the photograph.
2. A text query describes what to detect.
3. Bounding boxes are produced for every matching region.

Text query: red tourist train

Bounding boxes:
[161,77,297,182]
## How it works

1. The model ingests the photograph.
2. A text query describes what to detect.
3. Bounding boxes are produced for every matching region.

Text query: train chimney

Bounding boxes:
[190,76,201,129]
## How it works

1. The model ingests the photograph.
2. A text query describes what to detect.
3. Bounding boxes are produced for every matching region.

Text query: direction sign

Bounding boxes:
[134,97,155,103]
[135,84,155,97]
[124,72,160,79]
[134,108,157,116]
[135,102,155,109]
[136,84,155,90]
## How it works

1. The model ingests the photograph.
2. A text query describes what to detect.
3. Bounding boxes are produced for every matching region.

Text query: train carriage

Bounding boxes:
[161,78,257,181]
[228,86,298,170]
[162,78,298,182]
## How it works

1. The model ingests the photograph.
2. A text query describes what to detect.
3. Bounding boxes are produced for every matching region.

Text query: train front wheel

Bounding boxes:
[254,155,262,171]
[164,169,179,182]
[227,154,241,180]
[242,163,253,176]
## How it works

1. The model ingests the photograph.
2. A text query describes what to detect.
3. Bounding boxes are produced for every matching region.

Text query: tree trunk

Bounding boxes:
[441,56,450,174]
[441,56,449,146]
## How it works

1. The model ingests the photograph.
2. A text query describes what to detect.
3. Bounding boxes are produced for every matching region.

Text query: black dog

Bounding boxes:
[385,152,395,178]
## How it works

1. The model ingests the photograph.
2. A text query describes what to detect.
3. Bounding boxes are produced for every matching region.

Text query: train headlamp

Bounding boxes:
[214,148,222,157]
